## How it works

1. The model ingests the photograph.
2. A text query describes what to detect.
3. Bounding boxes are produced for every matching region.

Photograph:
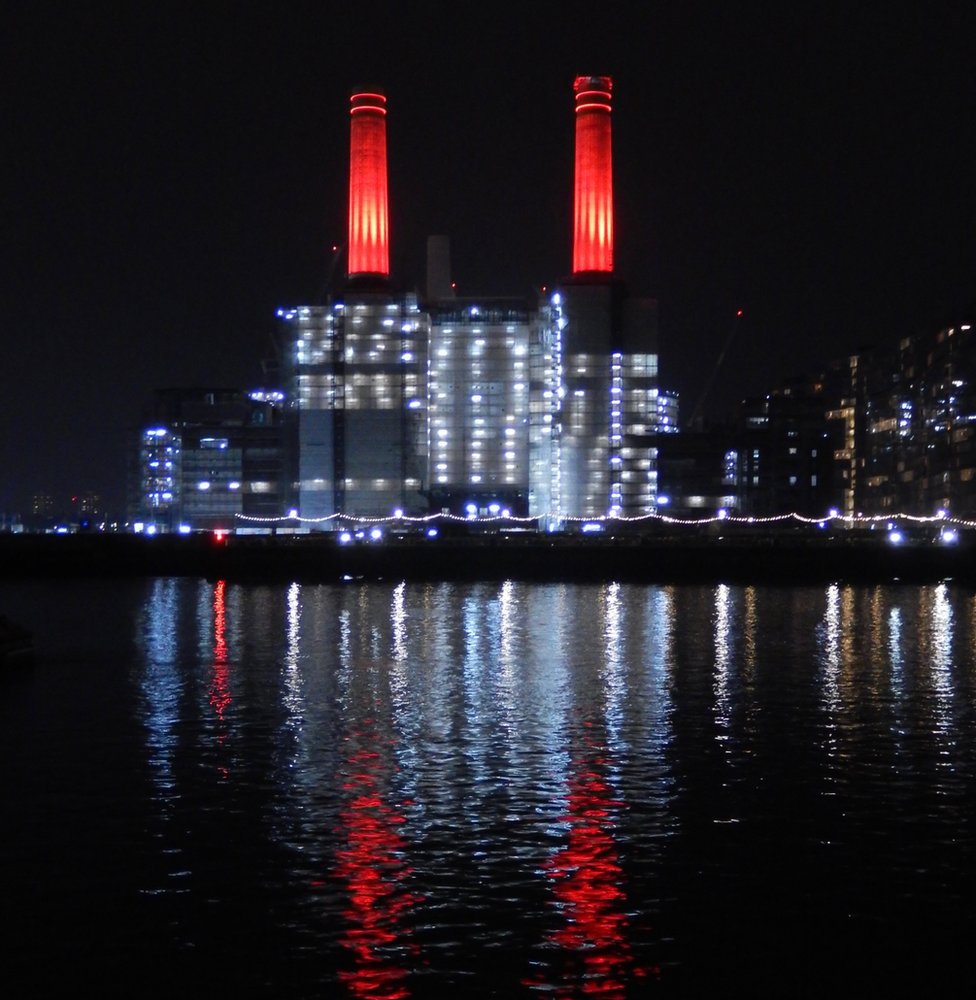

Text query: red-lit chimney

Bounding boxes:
[572,75,614,275]
[347,88,390,278]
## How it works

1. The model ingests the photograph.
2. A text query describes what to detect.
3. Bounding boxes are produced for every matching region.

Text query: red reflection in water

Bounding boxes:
[527,730,654,995]
[333,730,418,999]
[209,580,231,778]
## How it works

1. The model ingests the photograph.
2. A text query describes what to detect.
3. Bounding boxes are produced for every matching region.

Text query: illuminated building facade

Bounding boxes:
[426,298,543,515]
[422,239,560,519]
[283,296,427,519]
[130,388,284,532]
[736,378,841,517]
[851,317,976,517]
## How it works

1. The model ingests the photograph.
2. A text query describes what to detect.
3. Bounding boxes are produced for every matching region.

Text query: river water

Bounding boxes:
[2,577,974,997]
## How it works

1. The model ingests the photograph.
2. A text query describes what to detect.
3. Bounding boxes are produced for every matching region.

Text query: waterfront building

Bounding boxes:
[652,426,740,518]
[130,388,284,532]
[855,316,976,517]
[735,377,842,517]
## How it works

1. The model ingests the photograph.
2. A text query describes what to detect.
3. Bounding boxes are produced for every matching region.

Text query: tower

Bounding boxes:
[552,75,664,521]
[347,89,390,279]
[572,76,614,275]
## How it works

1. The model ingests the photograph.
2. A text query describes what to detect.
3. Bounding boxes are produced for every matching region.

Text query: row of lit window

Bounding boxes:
[300,477,421,490]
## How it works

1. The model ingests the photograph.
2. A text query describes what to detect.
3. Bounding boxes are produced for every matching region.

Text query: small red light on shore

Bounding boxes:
[214,530,227,543]
[736,309,744,317]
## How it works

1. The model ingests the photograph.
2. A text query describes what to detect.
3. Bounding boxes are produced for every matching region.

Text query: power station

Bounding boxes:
[278,75,673,528]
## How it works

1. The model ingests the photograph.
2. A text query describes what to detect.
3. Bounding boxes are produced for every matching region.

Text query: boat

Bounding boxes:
[0,615,33,664]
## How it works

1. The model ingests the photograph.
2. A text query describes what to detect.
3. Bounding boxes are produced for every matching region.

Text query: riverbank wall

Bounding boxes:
[1,531,974,585]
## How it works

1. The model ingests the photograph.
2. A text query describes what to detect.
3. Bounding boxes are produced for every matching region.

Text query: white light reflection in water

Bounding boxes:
[888,605,904,697]
[713,583,732,748]
[338,601,352,673]
[282,582,303,732]
[928,583,955,755]
[647,587,676,752]
[522,585,572,833]
[819,583,842,773]
[140,578,181,811]
[391,580,407,664]
[494,580,519,739]
[886,601,908,764]
[602,582,625,745]
[460,588,498,821]
[138,579,191,899]
[388,583,420,806]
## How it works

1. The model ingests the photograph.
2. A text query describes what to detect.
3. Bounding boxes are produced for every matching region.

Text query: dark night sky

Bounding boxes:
[3,2,975,517]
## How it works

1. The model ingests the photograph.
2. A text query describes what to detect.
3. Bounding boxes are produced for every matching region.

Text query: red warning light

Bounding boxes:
[736,309,744,317]
[214,530,228,543]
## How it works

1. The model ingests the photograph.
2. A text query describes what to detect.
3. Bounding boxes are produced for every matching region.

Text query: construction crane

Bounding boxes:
[687,309,744,430]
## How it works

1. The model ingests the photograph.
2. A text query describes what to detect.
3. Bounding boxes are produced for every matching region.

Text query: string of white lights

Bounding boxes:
[234,509,976,529]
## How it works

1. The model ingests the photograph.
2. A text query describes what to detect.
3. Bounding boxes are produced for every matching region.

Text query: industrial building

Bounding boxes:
[129,388,285,533]
[278,76,673,530]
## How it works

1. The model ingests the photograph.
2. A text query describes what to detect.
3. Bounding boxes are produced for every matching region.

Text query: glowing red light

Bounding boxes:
[334,729,417,997]
[572,75,614,274]
[737,309,744,317]
[348,89,390,277]
[213,529,227,543]
[524,737,653,992]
